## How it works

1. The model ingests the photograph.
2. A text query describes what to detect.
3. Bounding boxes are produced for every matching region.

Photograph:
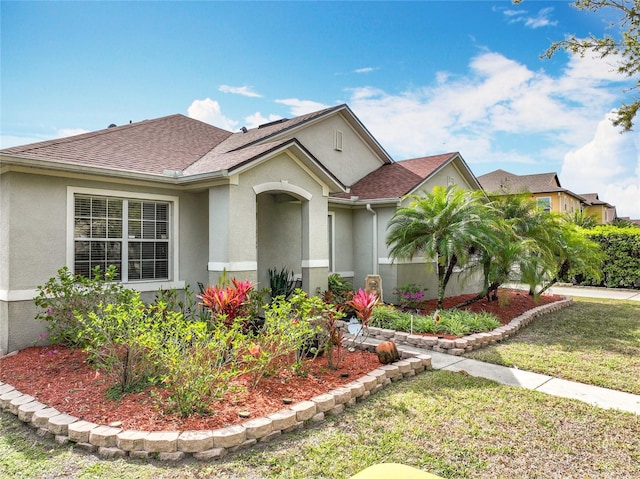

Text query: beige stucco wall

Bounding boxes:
[207,152,330,294]
[331,163,485,303]
[289,114,385,186]
[0,169,210,353]
[329,206,354,278]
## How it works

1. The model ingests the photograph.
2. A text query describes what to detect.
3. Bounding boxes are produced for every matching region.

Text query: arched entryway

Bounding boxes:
[256,191,303,291]
[254,181,312,293]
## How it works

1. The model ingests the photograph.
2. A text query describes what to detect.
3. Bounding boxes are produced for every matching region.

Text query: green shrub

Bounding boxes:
[34,266,133,348]
[77,293,177,393]
[321,273,355,316]
[580,226,640,289]
[243,290,328,386]
[154,316,247,417]
[370,305,500,337]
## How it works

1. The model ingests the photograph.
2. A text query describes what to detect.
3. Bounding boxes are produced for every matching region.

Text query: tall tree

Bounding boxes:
[533,0,640,131]
[386,185,498,310]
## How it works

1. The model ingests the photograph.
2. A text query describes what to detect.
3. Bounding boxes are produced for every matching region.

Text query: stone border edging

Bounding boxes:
[0,346,432,462]
[342,297,574,356]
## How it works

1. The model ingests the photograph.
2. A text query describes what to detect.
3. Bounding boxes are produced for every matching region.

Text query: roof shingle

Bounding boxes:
[332,153,457,200]
[1,115,232,175]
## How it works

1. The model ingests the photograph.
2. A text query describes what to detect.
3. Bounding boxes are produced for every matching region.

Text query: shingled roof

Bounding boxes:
[0,115,232,175]
[0,104,387,186]
[332,152,464,201]
[581,193,613,208]
[477,169,566,194]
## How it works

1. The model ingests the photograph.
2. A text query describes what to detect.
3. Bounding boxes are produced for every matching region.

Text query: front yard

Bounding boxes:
[464,297,640,395]
[1,297,639,478]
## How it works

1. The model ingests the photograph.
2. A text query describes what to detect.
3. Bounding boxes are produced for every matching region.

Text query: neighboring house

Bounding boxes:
[477,169,586,215]
[581,193,617,224]
[0,104,483,354]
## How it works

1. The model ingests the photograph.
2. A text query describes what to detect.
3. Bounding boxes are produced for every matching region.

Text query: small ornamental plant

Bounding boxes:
[198,278,254,326]
[34,265,132,348]
[348,288,378,343]
[393,283,426,310]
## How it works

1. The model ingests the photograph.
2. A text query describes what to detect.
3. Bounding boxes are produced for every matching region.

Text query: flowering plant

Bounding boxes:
[393,283,426,310]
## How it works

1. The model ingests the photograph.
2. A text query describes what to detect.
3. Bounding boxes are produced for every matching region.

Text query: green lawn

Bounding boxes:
[2,370,639,479]
[465,297,640,394]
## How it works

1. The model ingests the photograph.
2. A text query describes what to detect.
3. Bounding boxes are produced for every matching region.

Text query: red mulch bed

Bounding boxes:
[0,288,564,432]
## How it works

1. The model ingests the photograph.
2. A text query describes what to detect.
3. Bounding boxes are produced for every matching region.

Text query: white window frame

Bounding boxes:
[67,187,183,292]
[537,196,551,213]
[328,211,336,273]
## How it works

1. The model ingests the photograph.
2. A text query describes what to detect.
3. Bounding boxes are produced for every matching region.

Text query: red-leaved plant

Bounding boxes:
[198,278,254,326]
[348,288,378,327]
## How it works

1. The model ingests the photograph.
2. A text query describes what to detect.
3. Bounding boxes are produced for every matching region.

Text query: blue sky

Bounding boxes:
[2,0,638,217]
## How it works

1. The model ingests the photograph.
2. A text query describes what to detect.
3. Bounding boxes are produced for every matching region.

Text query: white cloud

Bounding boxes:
[354,67,376,74]
[187,98,238,130]
[560,112,640,218]
[501,6,557,28]
[339,49,638,216]
[0,128,89,148]
[58,128,89,138]
[244,112,282,129]
[218,85,262,98]
[275,98,331,117]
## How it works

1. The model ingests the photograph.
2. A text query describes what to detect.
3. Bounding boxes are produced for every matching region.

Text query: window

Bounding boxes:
[73,194,170,281]
[536,197,551,213]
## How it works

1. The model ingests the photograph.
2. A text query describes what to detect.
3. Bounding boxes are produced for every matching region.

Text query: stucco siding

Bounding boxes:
[330,207,354,276]
[3,172,69,290]
[290,115,384,186]
[178,190,209,290]
[1,174,10,292]
[240,152,330,294]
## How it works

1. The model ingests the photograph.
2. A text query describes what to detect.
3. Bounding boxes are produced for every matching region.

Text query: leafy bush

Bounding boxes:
[243,290,332,385]
[320,273,355,316]
[579,226,640,289]
[393,283,427,309]
[34,266,133,348]
[198,278,254,326]
[370,305,500,337]
[154,316,247,417]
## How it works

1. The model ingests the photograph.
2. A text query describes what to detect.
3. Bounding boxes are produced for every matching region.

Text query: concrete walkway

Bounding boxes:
[400,345,640,415]
[367,285,640,415]
[506,283,640,301]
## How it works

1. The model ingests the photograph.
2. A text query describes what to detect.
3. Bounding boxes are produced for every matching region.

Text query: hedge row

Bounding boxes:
[576,226,640,289]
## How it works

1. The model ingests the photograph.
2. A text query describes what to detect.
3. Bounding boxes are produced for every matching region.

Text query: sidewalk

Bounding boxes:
[506,283,640,301]
[400,345,640,416]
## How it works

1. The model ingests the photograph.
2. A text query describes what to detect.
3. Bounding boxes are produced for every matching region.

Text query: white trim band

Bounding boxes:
[301,259,330,268]
[0,280,187,302]
[208,262,258,272]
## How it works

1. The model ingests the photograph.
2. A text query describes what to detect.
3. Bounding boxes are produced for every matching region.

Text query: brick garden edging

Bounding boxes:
[342,297,574,356]
[0,347,432,462]
[0,297,571,462]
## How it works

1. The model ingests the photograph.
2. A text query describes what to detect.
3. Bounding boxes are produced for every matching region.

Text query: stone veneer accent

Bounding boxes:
[0,298,570,462]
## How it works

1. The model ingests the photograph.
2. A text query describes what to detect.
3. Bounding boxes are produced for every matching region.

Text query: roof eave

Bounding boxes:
[0,153,227,184]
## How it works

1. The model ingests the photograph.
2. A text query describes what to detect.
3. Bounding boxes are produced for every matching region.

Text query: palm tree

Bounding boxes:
[386,185,498,310]
[562,209,597,229]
